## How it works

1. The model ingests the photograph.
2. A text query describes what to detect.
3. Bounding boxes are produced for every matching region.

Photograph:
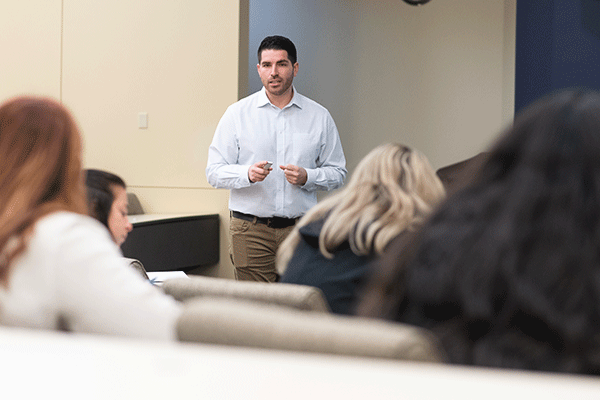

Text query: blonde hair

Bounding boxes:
[0,96,87,284]
[277,143,445,273]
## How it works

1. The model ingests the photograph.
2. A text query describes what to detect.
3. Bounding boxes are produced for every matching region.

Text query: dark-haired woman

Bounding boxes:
[85,169,133,246]
[359,89,600,375]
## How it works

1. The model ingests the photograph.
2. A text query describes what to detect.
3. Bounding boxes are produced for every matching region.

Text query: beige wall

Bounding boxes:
[3,0,241,279]
[2,0,516,279]
[0,1,62,99]
[61,0,240,278]
[62,0,238,188]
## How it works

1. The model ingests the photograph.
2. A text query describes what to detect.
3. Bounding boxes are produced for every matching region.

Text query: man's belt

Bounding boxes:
[231,211,298,229]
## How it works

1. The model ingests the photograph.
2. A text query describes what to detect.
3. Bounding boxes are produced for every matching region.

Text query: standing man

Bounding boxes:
[206,35,347,282]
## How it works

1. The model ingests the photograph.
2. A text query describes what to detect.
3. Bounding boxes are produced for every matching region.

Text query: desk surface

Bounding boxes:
[3,327,600,399]
[128,213,218,224]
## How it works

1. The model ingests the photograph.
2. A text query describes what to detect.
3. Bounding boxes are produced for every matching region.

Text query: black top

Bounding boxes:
[280,219,374,315]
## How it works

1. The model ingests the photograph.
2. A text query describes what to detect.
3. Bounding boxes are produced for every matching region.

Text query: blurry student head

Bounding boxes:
[85,169,133,246]
[0,96,87,282]
[358,89,600,375]
[277,142,445,271]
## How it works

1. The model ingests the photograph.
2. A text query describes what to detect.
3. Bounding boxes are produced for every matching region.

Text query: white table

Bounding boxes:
[3,326,600,399]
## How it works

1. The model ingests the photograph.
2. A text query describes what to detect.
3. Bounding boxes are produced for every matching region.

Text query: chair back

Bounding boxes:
[177,297,446,363]
[127,193,144,215]
[162,276,331,313]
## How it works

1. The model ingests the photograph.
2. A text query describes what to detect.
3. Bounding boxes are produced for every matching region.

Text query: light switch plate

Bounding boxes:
[138,112,148,129]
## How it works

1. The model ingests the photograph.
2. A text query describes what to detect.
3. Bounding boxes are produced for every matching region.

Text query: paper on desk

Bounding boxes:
[147,271,189,285]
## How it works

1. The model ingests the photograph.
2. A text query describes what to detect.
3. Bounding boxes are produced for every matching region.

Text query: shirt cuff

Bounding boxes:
[301,168,316,191]
[237,165,254,187]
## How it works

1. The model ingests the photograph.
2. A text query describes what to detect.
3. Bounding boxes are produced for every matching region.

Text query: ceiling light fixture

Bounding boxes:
[403,0,431,6]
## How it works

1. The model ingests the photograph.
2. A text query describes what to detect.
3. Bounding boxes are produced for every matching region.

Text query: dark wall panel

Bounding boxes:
[515,0,600,114]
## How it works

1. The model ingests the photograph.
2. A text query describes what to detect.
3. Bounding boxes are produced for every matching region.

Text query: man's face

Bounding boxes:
[257,49,298,99]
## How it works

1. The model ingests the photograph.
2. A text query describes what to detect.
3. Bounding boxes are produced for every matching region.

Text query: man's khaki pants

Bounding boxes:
[229,216,295,282]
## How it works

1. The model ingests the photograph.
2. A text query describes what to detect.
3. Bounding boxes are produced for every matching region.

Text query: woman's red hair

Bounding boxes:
[0,96,87,284]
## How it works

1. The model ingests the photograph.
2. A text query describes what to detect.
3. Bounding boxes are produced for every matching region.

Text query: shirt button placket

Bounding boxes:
[276,111,285,215]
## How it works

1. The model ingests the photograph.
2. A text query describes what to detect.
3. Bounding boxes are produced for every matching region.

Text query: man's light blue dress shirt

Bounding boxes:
[206,87,347,218]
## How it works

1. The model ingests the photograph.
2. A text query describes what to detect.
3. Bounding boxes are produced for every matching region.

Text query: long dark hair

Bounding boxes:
[359,89,600,374]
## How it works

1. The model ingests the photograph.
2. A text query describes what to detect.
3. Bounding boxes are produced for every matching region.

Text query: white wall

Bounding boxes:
[248,0,516,172]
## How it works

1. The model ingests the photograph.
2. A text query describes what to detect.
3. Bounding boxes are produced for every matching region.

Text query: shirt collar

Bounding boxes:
[257,86,303,110]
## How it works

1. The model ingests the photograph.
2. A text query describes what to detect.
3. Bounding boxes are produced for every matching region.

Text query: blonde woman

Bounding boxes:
[0,96,181,339]
[278,143,445,314]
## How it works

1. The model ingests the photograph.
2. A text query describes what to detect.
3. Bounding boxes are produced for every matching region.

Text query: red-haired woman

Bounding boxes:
[0,96,181,340]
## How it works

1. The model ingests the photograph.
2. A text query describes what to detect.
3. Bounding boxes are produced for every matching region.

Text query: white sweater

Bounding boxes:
[0,212,182,340]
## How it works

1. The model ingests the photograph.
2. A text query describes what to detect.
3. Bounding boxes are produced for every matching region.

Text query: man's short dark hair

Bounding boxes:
[257,35,297,65]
